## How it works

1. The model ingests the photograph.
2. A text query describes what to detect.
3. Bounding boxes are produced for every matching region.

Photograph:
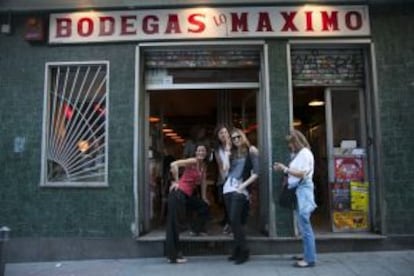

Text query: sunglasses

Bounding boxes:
[231,135,241,140]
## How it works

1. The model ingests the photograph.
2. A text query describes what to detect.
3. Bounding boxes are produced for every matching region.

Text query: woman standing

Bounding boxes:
[273,129,317,268]
[213,125,232,233]
[166,144,210,264]
[222,128,259,265]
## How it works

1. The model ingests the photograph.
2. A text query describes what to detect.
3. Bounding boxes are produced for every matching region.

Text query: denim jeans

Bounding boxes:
[296,210,317,263]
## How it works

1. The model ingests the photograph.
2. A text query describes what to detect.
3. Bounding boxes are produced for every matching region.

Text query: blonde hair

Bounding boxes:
[231,128,250,157]
[286,129,310,151]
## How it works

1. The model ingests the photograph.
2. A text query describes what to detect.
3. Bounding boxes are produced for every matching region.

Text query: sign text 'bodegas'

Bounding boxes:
[49,6,370,43]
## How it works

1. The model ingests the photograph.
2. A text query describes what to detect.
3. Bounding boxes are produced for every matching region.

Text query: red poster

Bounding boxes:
[334,157,364,181]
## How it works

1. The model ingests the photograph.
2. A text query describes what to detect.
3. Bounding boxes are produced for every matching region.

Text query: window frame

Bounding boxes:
[40,61,110,188]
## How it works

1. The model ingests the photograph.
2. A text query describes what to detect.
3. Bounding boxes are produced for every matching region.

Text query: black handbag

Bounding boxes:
[278,176,297,209]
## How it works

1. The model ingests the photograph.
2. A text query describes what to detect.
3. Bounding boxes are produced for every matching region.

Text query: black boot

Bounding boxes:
[234,249,250,265]
[228,247,240,261]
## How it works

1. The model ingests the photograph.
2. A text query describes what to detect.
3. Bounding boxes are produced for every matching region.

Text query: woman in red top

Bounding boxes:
[166,144,210,264]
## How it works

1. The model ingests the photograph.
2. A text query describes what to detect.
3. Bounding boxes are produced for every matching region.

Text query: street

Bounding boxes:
[5,250,414,276]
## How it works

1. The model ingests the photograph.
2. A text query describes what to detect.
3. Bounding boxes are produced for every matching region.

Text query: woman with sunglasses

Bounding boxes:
[165,144,210,264]
[222,128,259,264]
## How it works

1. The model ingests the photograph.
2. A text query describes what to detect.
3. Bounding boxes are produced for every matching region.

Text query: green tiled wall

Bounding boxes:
[267,41,295,237]
[370,4,414,234]
[0,16,136,237]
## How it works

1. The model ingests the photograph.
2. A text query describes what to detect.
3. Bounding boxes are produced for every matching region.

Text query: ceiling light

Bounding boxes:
[162,128,173,133]
[149,116,160,123]
[308,100,325,107]
[293,119,302,126]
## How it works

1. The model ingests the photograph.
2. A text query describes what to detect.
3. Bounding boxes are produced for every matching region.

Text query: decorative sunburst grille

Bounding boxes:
[43,63,108,185]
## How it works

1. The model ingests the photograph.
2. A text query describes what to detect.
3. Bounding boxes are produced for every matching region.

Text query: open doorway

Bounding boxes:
[135,43,271,238]
[146,89,261,236]
[293,87,330,232]
[293,86,369,233]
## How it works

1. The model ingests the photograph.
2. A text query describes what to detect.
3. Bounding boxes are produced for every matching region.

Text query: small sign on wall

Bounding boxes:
[24,16,45,42]
[14,136,26,153]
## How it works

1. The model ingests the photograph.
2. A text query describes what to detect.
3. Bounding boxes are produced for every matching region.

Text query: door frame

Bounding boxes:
[133,40,274,237]
[325,87,369,232]
[286,39,384,234]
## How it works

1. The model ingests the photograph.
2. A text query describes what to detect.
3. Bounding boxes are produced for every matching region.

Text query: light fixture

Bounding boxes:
[77,140,90,153]
[293,119,302,127]
[162,128,174,133]
[149,116,160,123]
[1,11,12,35]
[166,132,177,137]
[308,100,325,107]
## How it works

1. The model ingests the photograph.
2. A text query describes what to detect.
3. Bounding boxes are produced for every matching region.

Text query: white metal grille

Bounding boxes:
[42,62,108,186]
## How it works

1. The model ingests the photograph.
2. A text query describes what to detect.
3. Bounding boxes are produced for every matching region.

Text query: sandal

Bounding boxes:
[294,260,315,268]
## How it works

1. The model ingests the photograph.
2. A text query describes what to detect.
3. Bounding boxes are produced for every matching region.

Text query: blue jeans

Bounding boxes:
[296,210,316,263]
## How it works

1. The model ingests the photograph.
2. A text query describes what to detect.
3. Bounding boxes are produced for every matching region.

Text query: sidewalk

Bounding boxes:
[5,250,414,276]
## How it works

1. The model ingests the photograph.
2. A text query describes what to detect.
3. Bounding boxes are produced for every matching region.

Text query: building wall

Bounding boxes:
[370,3,414,235]
[0,15,136,237]
[1,3,414,240]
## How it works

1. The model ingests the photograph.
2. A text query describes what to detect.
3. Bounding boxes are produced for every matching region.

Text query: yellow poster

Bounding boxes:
[350,181,369,212]
[333,211,368,231]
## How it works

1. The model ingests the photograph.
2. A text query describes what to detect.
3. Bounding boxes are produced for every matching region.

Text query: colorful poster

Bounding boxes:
[331,182,350,211]
[351,181,369,212]
[334,156,364,181]
[333,211,368,231]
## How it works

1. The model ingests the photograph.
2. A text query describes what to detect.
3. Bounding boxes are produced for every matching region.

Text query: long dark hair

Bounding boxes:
[194,143,210,163]
[213,124,230,151]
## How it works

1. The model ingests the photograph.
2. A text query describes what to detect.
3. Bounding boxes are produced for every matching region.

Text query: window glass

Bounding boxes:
[42,63,108,186]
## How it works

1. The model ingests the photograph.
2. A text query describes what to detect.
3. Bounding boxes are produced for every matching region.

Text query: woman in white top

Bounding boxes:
[273,129,317,268]
[213,125,231,232]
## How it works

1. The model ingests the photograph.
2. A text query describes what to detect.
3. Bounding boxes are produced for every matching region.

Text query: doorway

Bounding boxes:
[134,42,271,238]
[293,86,369,233]
[147,89,259,236]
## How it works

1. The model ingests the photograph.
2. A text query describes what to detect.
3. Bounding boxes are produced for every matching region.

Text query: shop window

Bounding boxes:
[291,48,364,86]
[144,49,260,87]
[41,62,109,187]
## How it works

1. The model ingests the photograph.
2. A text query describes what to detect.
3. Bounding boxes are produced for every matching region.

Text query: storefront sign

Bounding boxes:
[49,5,370,44]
